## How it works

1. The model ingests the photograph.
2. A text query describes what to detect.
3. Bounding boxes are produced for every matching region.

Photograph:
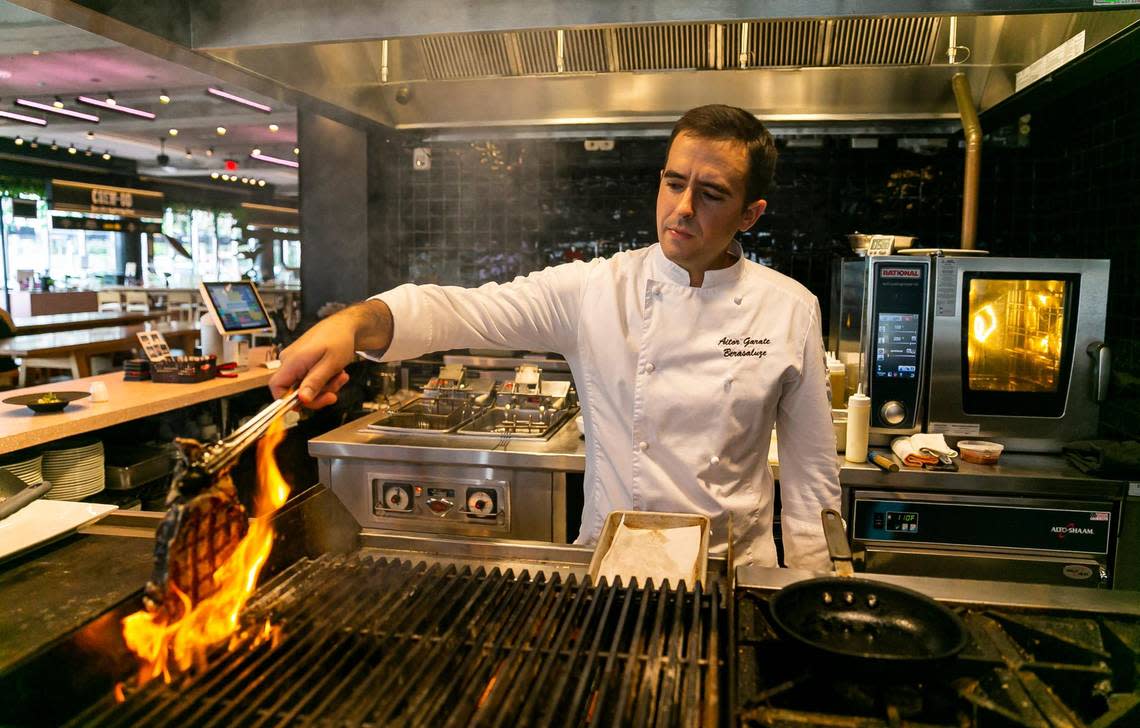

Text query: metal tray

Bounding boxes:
[365,398,482,434]
[103,445,173,491]
[588,510,710,588]
[455,407,574,439]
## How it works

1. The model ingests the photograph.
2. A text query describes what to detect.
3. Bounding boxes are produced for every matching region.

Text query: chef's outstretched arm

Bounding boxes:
[268,299,394,408]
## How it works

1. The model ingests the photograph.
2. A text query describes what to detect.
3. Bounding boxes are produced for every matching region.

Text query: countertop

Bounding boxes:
[0,367,274,456]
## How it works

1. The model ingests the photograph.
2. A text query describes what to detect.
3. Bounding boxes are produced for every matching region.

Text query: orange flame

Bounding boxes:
[121,416,290,684]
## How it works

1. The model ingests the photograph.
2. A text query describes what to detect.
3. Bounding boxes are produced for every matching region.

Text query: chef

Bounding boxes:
[270,104,841,571]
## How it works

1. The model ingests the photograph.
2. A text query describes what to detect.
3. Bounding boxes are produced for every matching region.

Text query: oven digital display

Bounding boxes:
[886,511,919,533]
[874,313,920,379]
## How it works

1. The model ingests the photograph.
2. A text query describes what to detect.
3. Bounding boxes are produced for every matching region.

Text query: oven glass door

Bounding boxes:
[961,273,1080,417]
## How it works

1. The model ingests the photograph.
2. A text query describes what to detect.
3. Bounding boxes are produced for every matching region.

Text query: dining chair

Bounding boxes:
[124,291,150,313]
[164,291,197,324]
[97,291,123,312]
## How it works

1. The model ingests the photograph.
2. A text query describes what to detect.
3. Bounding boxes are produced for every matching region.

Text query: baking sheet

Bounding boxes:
[595,515,702,587]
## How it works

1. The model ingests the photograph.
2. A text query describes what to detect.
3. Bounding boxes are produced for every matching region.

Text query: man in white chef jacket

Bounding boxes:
[270,104,841,571]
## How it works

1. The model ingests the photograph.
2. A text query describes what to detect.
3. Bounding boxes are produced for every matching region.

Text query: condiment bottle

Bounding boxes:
[844,386,871,464]
[827,355,846,408]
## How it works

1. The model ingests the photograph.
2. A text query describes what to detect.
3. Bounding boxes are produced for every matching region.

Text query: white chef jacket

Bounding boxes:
[365,241,840,571]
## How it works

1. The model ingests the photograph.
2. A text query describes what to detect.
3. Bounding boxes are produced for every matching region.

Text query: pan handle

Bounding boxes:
[821,509,855,577]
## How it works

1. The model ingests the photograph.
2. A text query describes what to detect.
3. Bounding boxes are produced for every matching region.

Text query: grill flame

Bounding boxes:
[121,417,290,685]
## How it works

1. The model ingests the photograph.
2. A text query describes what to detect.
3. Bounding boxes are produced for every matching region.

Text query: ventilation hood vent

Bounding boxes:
[415,18,942,83]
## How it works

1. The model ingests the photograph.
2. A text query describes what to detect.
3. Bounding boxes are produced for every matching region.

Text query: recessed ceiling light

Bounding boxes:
[221,174,230,181]
[293,147,299,155]
[185,148,192,158]
[159,91,171,104]
[241,177,249,183]
[216,126,227,135]
[168,128,178,136]
[251,147,261,156]
[268,123,279,132]
[211,172,220,179]
[258,180,266,187]
[85,130,95,140]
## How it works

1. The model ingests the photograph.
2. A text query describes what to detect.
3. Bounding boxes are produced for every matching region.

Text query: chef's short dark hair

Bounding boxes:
[667,104,778,204]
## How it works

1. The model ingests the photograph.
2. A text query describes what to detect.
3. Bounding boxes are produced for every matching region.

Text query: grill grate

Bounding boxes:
[72,554,725,727]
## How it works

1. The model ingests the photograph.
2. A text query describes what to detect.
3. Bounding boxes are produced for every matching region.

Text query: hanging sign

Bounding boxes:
[51,214,163,234]
[51,179,165,218]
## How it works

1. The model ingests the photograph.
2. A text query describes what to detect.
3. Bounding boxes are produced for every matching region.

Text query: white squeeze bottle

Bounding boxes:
[844,385,871,464]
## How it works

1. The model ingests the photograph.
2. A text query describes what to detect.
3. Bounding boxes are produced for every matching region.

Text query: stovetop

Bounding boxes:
[735,588,1140,727]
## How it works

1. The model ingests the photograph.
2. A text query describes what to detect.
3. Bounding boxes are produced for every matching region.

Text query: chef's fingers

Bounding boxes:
[307,371,351,409]
[297,351,350,408]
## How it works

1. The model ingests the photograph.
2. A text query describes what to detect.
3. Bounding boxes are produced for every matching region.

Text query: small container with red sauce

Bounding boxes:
[958,440,1005,465]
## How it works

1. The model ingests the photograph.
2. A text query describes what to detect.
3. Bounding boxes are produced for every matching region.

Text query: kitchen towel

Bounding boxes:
[891,433,958,467]
[1063,440,1140,478]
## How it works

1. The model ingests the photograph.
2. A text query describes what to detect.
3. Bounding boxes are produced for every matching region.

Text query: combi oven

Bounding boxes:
[831,255,1110,452]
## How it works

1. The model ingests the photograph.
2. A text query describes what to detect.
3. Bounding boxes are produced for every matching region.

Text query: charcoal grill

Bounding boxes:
[0,485,728,727]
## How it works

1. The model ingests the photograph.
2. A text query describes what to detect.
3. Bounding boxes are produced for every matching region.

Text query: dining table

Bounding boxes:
[0,322,199,383]
[9,311,166,336]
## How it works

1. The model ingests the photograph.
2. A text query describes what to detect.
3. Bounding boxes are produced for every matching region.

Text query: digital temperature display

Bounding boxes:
[886,511,919,533]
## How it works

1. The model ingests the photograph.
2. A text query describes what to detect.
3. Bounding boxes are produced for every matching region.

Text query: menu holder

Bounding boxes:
[135,331,172,362]
[150,355,218,384]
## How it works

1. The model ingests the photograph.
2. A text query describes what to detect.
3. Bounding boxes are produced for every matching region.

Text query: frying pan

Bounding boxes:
[768,510,968,676]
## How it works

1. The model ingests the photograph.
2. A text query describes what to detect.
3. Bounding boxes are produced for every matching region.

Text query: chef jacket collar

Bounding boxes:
[650,240,745,289]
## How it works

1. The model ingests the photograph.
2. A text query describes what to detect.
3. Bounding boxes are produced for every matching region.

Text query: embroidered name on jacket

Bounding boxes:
[718,336,770,359]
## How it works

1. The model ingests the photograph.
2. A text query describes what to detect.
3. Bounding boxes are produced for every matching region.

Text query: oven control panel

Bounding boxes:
[370,475,509,532]
[868,258,931,433]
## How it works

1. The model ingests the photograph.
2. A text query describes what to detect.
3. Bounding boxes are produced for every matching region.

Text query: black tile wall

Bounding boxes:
[383,133,964,334]
[978,52,1140,439]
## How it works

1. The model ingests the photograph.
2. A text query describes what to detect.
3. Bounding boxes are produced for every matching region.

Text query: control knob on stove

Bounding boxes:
[382,484,413,512]
[880,400,906,426]
[466,488,497,517]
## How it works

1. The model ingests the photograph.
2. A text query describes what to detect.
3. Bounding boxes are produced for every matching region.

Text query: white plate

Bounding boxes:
[0,500,117,563]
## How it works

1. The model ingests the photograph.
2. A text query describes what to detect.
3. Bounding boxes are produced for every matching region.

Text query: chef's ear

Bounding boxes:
[739,198,767,231]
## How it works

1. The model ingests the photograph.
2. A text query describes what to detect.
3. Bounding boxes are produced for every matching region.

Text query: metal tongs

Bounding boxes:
[188,391,300,479]
[919,446,958,472]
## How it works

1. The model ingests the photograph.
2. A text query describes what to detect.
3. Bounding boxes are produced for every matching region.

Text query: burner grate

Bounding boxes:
[71,554,725,727]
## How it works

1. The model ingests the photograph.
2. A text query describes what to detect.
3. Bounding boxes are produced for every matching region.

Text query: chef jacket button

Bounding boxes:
[645,362,656,373]
[638,441,649,452]
[709,456,720,466]
[734,295,743,305]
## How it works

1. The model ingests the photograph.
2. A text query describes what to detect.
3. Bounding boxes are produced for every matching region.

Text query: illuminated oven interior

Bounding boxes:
[967,278,1068,393]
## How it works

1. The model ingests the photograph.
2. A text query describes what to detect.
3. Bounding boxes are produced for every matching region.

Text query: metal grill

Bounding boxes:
[828,16,942,66]
[726,20,826,68]
[615,24,711,71]
[71,554,725,727]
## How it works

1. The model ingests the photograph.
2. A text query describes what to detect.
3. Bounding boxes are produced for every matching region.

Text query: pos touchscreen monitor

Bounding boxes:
[198,281,273,336]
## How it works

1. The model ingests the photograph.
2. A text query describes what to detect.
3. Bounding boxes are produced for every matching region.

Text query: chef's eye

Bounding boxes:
[665,181,684,191]
[703,191,724,201]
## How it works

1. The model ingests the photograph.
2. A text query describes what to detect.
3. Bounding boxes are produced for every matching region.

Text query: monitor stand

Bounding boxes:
[199,313,252,366]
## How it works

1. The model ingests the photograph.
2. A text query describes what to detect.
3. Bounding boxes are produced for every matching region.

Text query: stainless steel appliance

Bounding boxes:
[311,364,583,542]
[831,255,1111,452]
[926,256,1110,452]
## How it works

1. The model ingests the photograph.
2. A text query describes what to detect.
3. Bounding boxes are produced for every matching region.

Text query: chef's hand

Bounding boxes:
[269,299,394,408]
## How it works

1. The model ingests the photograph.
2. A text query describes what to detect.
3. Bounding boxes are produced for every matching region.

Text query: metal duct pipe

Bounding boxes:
[952,72,981,250]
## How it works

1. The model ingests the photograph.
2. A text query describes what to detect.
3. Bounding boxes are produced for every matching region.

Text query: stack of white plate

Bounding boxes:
[42,439,105,501]
[0,453,44,486]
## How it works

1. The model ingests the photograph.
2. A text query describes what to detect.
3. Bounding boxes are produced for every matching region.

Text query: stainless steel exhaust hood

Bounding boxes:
[10,0,1140,133]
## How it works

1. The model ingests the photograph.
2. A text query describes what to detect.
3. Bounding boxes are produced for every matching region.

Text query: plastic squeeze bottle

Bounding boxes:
[844,385,871,464]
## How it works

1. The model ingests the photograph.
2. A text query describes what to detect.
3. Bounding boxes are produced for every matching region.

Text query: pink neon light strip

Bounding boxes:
[250,151,298,168]
[207,87,272,113]
[0,109,47,126]
[16,98,100,122]
[76,96,156,119]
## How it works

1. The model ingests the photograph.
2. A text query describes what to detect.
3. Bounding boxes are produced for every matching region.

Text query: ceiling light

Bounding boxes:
[52,96,63,109]
[241,177,249,183]
[168,128,178,136]
[268,123,279,132]
[250,151,299,168]
[102,151,111,160]
[67,145,76,154]
[211,172,219,179]
[185,148,192,159]
[0,109,47,126]
[29,138,39,149]
[50,140,58,151]
[293,147,299,155]
[257,180,266,187]
[206,87,272,113]
[85,130,95,140]
[216,126,226,135]
[221,174,230,181]
[251,147,261,156]
[77,95,156,119]
[105,94,116,105]
[159,91,170,104]
[85,148,93,156]
[31,50,40,56]
[16,98,100,122]
[205,147,214,157]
